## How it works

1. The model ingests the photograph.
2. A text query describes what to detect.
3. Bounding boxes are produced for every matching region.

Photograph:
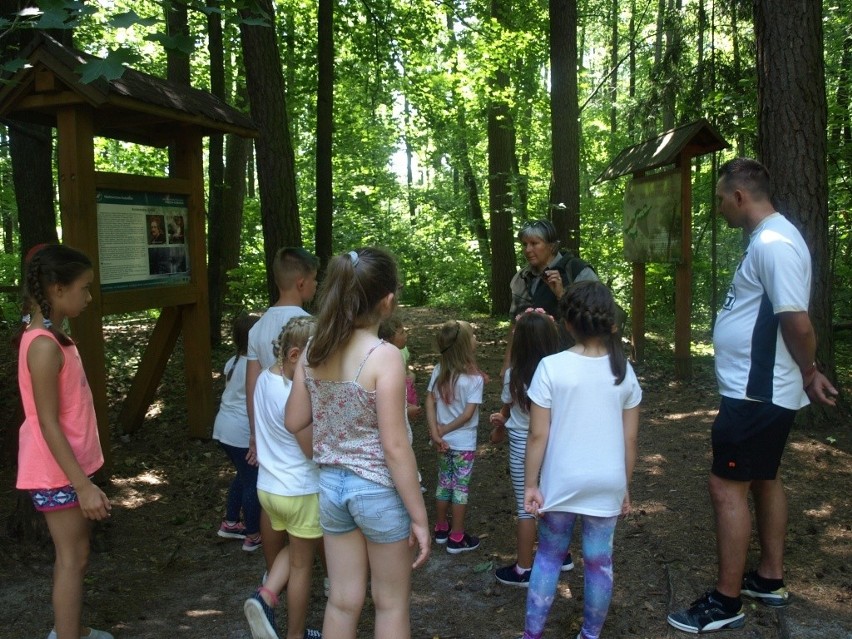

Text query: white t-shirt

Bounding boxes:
[501,368,530,431]
[247,306,310,370]
[427,365,484,451]
[212,355,250,447]
[713,213,811,411]
[528,351,642,517]
[254,368,319,496]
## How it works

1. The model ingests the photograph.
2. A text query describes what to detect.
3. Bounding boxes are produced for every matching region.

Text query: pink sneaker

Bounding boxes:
[242,534,263,552]
[217,520,247,539]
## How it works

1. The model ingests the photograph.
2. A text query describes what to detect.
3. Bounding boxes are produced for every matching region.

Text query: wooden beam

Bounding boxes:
[101,284,199,315]
[15,92,87,110]
[95,171,191,195]
[631,262,646,362]
[674,154,693,380]
[116,307,182,434]
[173,129,214,439]
[56,105,113,471]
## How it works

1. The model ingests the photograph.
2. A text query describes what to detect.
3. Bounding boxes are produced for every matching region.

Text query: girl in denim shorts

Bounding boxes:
[285,247,430,639]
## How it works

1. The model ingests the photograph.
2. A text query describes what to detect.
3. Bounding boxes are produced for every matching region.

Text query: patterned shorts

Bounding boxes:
[29,484,79,512]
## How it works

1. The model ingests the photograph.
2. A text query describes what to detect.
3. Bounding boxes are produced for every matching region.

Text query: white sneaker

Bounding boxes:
[47,629,114,639]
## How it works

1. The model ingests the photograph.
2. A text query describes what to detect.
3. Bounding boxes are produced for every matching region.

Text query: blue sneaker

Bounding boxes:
[741,570,789,607]
[667,591,745,633]
[244,591,278,639]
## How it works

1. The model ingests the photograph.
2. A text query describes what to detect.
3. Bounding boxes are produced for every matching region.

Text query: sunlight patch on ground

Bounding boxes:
[631,501,669,516]
[803,503,835,520]
[111,470,166,509]
[184,609,223,618]
[146,400,164,418]
[663,408,716,421]
[642,453,668,476]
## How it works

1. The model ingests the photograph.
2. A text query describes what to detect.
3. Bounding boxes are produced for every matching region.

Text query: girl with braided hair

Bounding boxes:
[17,245,113,639]
[520,281,642,639]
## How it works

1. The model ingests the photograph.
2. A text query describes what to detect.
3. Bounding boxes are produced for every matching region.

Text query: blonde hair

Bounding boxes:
[273,316,317,368]
[434,320,479,405]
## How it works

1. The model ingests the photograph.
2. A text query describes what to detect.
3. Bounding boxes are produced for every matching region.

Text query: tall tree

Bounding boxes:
[754,0,834,418]
[315,0,334,273]
[239,0,303,303]
[488,0,519,315]
[207,0,228,342]
[549,0,579,253]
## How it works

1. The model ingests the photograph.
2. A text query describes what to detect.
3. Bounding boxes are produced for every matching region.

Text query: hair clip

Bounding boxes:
[21,313,31,324]
[348,250,360,266]
[43,318,53,329]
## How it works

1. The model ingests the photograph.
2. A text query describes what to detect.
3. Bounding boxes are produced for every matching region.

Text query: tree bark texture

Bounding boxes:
[754,0,835,406]
[315,0,334,275]
[549,0,580,254]
[488,0,519,316]
[240,0,303,304]
[207,2,226,344]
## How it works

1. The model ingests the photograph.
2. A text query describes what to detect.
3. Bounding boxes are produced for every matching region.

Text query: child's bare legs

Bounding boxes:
[45,507,91,639]
[517,517,536,568]
[283,535,320,639]
[258,543,290,600]
[322,529,369,639]
[260,510,288,572]
[435,498,450,528]
[367,537,413,639]
[450,502,467,535]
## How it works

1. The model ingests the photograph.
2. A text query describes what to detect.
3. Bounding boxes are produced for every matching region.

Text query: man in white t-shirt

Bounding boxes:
[668,158,837,634]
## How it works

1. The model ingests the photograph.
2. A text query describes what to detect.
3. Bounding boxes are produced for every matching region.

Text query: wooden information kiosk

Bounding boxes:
[0,34,257,469]
[597,119,728,380]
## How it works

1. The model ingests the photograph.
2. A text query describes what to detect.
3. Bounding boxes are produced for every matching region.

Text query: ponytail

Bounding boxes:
[308,247,398,367]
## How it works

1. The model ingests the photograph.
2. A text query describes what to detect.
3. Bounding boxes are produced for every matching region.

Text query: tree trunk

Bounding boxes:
[755,0,834,423]
[166,0,191,171]
[207,1,226,344]
[315,0,334,275]
[549,0,580,254]
[240,0,303,304]
[488,0,519,316]
[609,0,618,136]
[731,1,746,155]
[628,0,636,135]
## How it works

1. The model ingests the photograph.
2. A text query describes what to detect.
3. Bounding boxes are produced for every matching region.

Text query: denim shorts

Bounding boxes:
[319,466,410,544]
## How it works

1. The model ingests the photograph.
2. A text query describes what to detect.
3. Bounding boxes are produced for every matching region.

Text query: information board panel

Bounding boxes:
[623,170,682,263]
[96,190,190,291]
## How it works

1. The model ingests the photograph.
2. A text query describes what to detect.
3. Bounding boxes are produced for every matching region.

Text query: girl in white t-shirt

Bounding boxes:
[426,320,485,554]
[489,308,570,587]
[522,281,641,639]
[244,316,323,639]
[212,313,261,546]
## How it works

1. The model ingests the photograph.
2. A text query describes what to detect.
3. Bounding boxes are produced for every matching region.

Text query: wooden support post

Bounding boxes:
[174,130,214,439]
[55,105,112,470]
[117,307,182,433]
[674,154,693,380]
[631,261,646,362]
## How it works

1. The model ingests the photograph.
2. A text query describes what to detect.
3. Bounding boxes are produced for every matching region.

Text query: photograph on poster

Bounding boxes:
[97,190,190,291]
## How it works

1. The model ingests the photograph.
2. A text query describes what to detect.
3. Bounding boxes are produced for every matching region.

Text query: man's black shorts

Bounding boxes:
[711,396,796,481]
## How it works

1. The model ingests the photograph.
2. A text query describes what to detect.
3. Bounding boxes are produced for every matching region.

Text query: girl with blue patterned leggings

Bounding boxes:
[522,282,642,639]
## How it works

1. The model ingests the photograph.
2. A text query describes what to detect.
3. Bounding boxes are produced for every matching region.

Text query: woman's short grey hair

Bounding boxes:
[518,219,560,247]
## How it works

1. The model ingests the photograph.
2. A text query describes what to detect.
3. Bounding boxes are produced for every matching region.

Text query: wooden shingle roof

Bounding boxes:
[0,32,257,145]
[596,119,729,183]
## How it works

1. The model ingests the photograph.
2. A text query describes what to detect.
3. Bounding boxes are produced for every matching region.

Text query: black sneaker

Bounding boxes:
[446,532,480,554]
[244,591,278,639]
[667,591,745,634]
[434,527,449,544]
[561,551,574,572]
[303,629,322,639]
[495,564,531,587]
[741,570,789,607]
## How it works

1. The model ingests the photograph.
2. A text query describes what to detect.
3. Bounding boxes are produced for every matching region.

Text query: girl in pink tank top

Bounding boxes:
[17,245,113,639]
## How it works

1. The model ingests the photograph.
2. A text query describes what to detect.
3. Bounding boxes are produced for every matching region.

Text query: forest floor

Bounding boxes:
[1,306,851,639]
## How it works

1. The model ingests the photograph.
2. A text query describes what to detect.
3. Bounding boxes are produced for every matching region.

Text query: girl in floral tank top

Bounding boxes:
[286,247,429,639]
